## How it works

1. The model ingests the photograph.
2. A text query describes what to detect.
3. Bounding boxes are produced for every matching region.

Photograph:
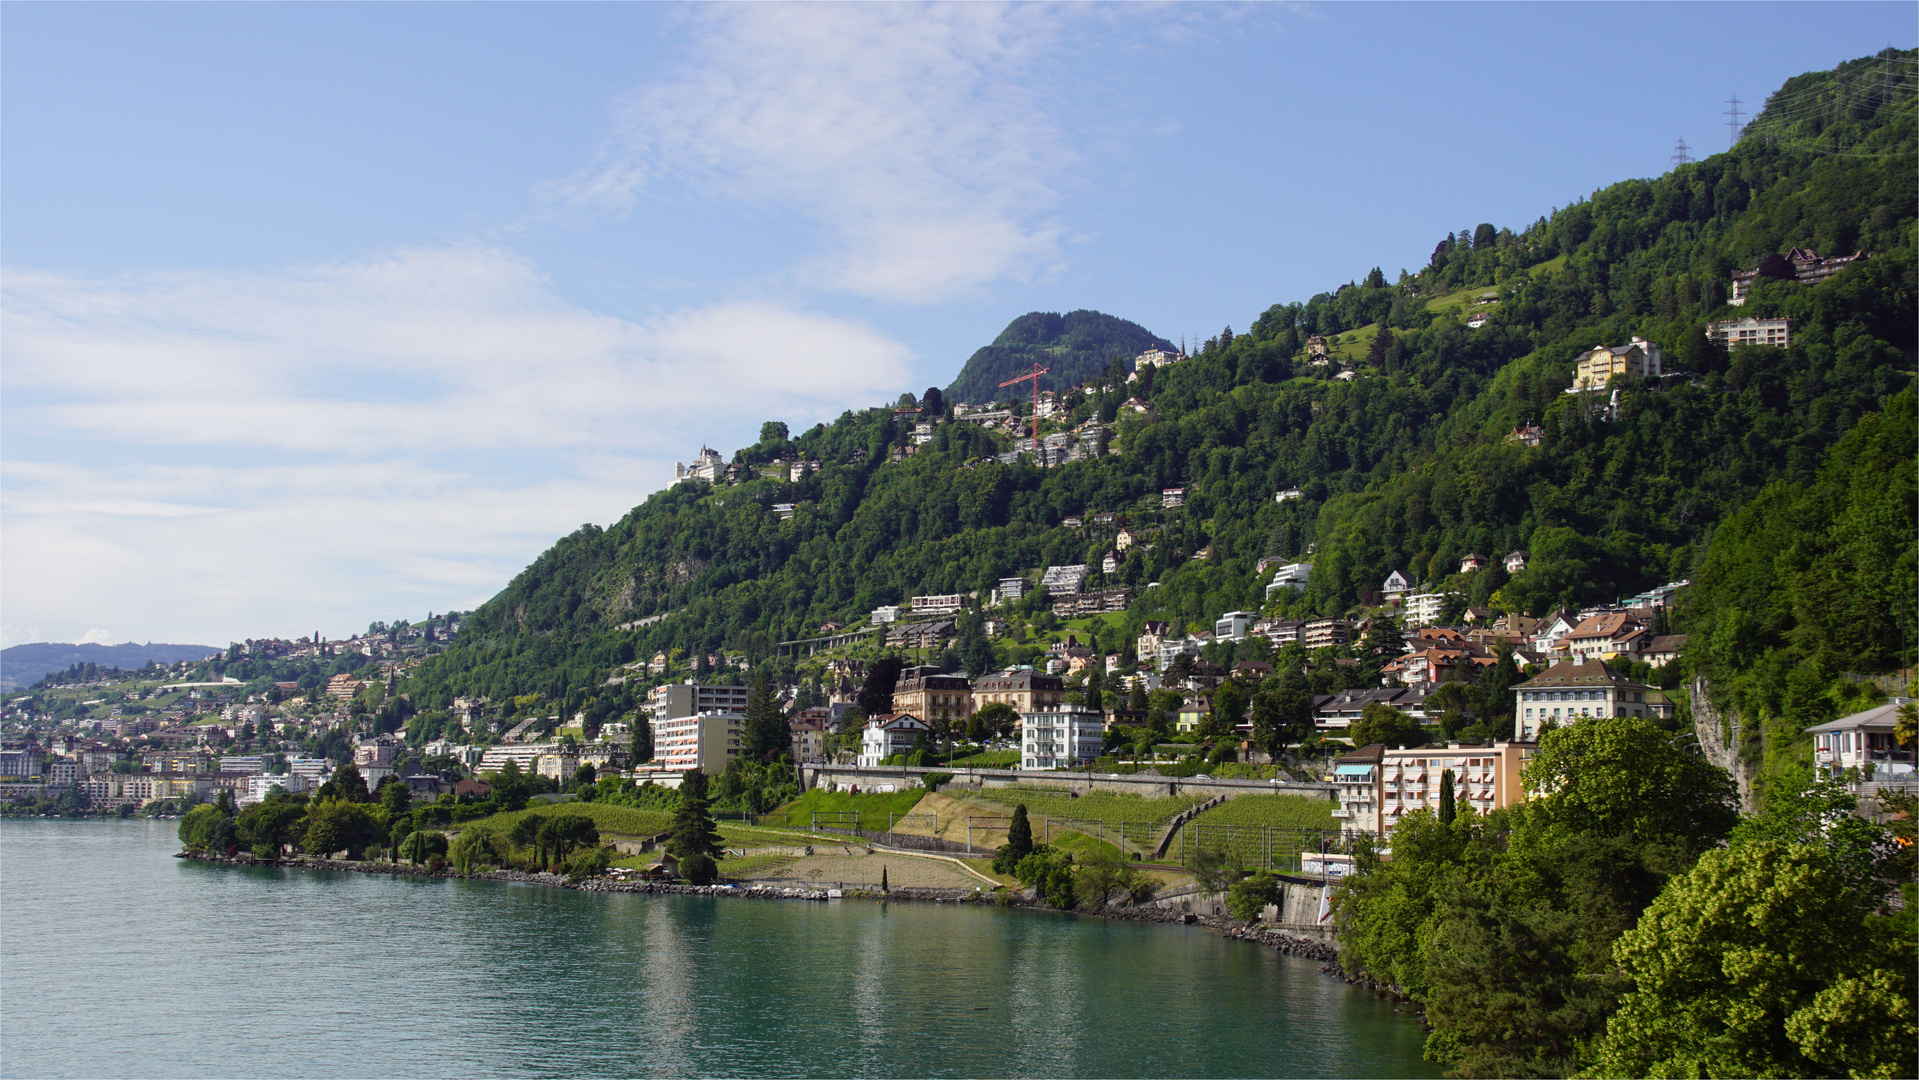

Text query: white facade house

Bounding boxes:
[1214,611,1255,642]
[1531,613,1578,656]
[1040,564,1091,595]
[241,772,310,806]
[1274,488,1303,504]
[857,714,933,767]
[1266,563,1311,599]
[1808,701,1915,780]
[1021,705,1104,770]
[870,605,903,625]
[1382,570,1414,599]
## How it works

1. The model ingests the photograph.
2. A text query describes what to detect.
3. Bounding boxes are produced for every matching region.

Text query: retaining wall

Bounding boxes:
[802,763,1334,802]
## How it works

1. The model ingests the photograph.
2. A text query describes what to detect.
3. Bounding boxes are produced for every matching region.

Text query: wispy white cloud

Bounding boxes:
[1,245,915,643]
[4,247,911,456]
[548,3,1080,304]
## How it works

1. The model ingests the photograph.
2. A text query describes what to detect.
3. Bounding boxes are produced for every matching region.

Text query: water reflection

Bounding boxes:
[1,821,1436,1079]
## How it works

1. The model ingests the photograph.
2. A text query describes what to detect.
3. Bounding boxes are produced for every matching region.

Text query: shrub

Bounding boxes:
[921,772,954,792]
[680,851,717,885]
[1228,870,1281,922]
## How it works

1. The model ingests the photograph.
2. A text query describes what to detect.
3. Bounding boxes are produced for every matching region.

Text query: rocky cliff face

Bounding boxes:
[1691,677,1758,815]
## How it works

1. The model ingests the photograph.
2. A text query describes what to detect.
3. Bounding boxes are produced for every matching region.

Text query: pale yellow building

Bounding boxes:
[1571,336,1663,391]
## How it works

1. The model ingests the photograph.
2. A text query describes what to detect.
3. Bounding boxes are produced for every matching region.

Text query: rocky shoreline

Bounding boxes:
[182,851,1368,989]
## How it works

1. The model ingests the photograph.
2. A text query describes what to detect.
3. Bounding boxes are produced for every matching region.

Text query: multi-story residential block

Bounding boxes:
[1161,488,1185,508]
[1332,741,1534,836]
[1040,564,1091,595]
[649,713,745,774]
[1708,316,1791,350]
[0,745,47,778]
[1510,661,1663,739]
[911,594,969,617]
[789,715,831,763]
[1302,619,1350,650]
[890,666,974,729]
[1563,613,1645,664]
[971,668,1066,719]
[1020,705,1104,770]
[646,683,752,730]
[870,605,903,625]
[1730,247,1867,305]
[1402,592,1452,628]
[992,576,1028,606]
[1571,336,1663,391]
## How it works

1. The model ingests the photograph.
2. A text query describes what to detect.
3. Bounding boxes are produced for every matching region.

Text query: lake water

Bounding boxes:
[0,819,1436,1078]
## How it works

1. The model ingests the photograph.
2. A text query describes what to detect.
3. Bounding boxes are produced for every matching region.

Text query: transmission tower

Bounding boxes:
[1724,94,1745,147]
[1670,137,1694,167]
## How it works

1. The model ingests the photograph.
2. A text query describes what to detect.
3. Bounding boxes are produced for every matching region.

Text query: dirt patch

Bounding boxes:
[749,851,987,890]
[888,791,1013,848]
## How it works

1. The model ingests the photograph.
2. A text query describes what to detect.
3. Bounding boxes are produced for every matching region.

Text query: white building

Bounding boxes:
[857,713,933,767]
[1266,563,1311,600]
[1708,316,1791,350]
[1274,488,1303,504]
[1402,592,1451,628]
[1040,564,1091,595]
[1381,570,1414,600]
[1214,611,1255,642]
[1021,705,1104,771]
[871,605,903,625]
[1808,701,1915,780]
[912,594,969,617]
[241,772,310,806]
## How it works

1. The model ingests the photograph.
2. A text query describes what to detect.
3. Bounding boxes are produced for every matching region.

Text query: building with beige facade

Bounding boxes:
[889,666,974,730]
[650,712,744,775]
[1331,740,1534,837]
[970,667,1065,720]
[1510,660,1662,739]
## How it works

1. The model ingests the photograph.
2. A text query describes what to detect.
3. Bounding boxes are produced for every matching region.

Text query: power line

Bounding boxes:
[1670,137,1694,167]
[1723,94,1745,147]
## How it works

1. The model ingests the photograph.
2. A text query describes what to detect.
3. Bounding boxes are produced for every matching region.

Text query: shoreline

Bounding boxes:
[181,850,1350,973]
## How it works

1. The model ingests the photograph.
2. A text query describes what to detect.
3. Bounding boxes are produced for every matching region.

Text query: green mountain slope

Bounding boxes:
[943,310,1174,405]
[406,51,1915,716]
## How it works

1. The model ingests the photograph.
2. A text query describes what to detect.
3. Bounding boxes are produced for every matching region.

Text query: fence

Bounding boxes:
[1172,823,1357,873]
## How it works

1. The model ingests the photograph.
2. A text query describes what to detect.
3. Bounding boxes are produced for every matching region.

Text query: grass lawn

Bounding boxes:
[946,749,1018,767]
[1190,793,1338,831]
[770,788,927,832]
[956,785,1205,827]
[456,801,674,839]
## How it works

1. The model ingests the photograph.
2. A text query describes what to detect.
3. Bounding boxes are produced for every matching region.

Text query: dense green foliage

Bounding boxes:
[400,52,1914,717]
[1681,387,1917,790]
[944,309,1174,405]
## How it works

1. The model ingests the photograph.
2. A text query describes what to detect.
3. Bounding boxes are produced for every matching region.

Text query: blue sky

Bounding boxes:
[3,2,1911,648]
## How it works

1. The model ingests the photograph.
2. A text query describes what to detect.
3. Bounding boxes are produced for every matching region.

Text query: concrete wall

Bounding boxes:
[801,763,1334,802]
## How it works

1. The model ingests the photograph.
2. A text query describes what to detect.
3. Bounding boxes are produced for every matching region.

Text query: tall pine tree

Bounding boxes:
[666,768,724,863]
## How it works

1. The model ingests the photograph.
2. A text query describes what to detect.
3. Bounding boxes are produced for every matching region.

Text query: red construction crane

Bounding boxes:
[998,362,1050,453]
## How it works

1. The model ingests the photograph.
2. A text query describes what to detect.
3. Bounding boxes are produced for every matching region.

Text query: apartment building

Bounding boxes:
[651,712,745,774]
[1302,619,1350,650]
[890,666,974,728]
[1510,661,1663,739]
[1571,336,1663,391]
[911,594,969,617]
[1020,705,1104,770]
[1332,741,1534,836]
[971,668,1066,718]
[646,683,753,729]
[1708,316,1791,350]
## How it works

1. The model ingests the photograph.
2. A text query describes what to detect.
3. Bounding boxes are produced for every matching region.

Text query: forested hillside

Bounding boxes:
[943,309,1173,404]
[407,51,1915,718]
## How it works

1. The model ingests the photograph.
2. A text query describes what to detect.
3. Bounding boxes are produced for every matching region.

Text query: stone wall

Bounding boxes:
[802,763,1334,802]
